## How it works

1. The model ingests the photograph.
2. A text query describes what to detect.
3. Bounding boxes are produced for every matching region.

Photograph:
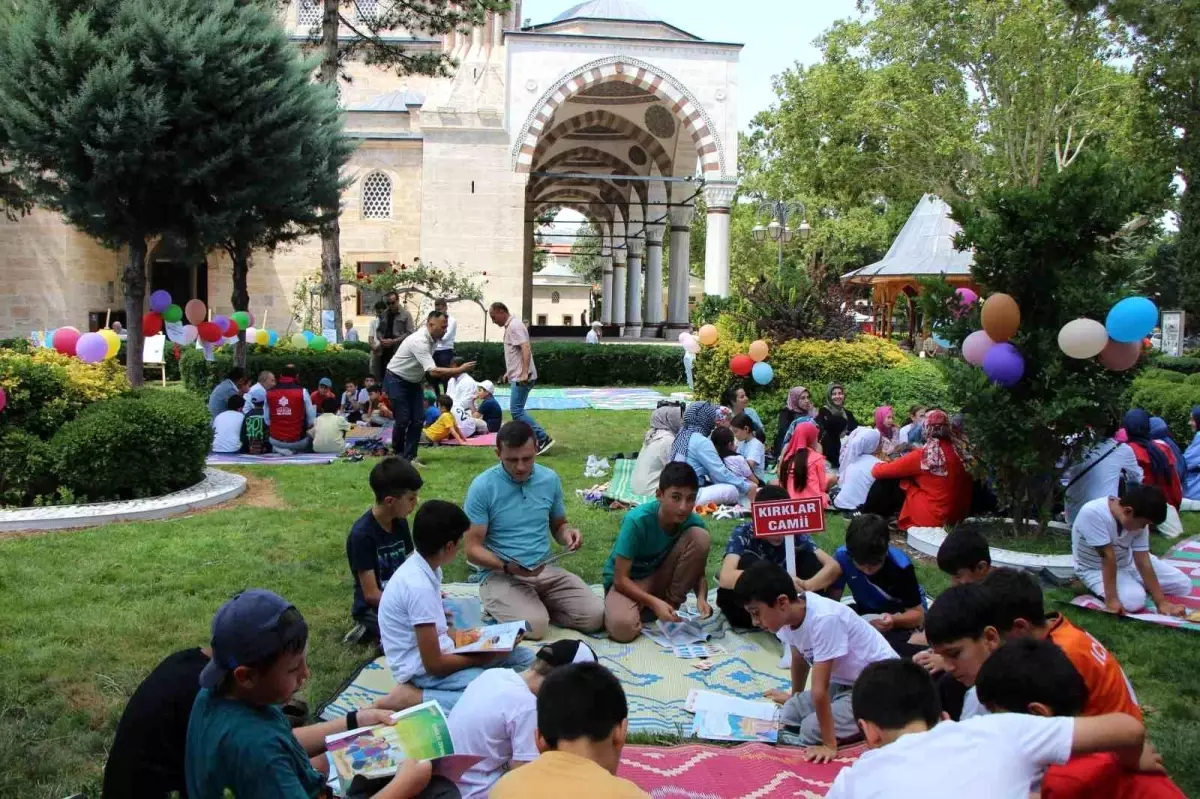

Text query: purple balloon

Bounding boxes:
[982,342,1025,388]
[148,289,172,314]
[213,315,231,335]
[75,332,109,363]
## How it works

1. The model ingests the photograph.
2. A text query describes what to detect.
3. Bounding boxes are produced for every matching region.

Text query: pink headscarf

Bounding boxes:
[874,406,894,437]
[781,421,820,464]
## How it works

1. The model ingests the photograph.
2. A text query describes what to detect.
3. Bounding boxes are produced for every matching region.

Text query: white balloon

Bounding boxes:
[1058,318,1108,359]
[246,326,257,341]
[181,324,199,345]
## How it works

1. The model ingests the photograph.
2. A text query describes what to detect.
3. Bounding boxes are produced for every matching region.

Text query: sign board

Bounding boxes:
[751,498,826,539]
[1162,310,1185,358]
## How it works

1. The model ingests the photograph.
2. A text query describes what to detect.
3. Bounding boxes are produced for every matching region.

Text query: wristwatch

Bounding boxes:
[502,561,511,575]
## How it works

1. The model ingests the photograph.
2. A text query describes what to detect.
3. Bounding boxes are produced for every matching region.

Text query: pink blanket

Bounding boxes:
[1070,536,1200,632]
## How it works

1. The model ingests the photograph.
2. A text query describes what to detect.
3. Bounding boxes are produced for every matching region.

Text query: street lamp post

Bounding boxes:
[751,200,811,267]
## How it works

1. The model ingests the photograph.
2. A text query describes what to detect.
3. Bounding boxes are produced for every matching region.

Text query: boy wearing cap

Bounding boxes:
[475,380,503,433]
[448,639,597,799]
[311,376,337,410]
[185,589,435,799]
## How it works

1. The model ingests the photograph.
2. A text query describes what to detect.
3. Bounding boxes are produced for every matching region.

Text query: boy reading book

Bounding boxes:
[378,499,535,712]
[735,560,898,762]
[601,462,712,643]
[825,659,1146,799]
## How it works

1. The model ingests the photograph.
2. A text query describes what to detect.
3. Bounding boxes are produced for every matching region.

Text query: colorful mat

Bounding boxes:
[206,451,339,465]
[347,424,389,442]
[603,458,656,507]
[619,742,866,798]
[1069,536,1200,631]
[318,583,788,735]
[437,432,497,447]
[491,387,667,411]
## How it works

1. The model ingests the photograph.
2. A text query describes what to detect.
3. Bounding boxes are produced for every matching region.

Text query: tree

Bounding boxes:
[569,222,603,284]
[295,0,509,342]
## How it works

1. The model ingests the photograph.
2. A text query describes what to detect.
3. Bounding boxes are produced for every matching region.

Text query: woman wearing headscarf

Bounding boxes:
[1123,409,1182,508]
[870,409,972,530]
[670,401,755,506]
[631,404,684,496]
[1150,416,1187,483]
[777,421,835,507]
[874,405,900,456]
[1183,407,1200,508]
[833,428,883,511]
[775,386,815,455]
[815,383,858,471]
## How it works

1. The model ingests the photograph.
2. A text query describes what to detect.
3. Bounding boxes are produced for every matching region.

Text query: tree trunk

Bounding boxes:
[319,0,343,342]
[124,236,148,388]
[231,239,251,369]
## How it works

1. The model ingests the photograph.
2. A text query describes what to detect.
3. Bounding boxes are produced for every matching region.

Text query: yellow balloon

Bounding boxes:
[697,324,719,347]
[256,329,269,346]
[99,329,120,359]
[748,339,769,362]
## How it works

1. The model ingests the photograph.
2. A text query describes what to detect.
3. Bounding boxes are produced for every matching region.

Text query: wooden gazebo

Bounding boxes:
[842,194,977,338]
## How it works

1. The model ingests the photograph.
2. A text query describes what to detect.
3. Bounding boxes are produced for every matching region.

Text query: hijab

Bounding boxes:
[645,405,683,447]
[716,406,734,426]
[841,427,881,469]
[920,409,971,476]
[1150,416,1187,481]
[824,383,846,418]
[1125,409,1172,481]
[874,406,894,438]
[780,421,821,493]
[670,401,719,463]
[787,386,811,414]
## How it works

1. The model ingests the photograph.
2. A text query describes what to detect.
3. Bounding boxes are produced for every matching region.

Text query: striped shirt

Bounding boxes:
[1071,497,1149,572]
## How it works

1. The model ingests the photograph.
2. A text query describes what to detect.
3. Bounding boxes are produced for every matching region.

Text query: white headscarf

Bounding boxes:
[841,427,881,470]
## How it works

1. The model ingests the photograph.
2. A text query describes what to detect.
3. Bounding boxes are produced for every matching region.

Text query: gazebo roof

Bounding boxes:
[842,194,974,283]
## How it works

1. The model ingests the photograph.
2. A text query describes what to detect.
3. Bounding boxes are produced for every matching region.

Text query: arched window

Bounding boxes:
[298,0,321,26]
[361,172,392,219]
[551,291,561,304]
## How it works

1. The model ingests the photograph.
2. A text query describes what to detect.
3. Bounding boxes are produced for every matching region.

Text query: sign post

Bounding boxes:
[750,497,826,668]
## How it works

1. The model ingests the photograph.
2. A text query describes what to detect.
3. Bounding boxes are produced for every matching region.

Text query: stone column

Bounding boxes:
[644,224,665,332]
[667,204,695,332]
[703,181,736,298]
[521,214,535,322]
[611,249,627,329]
[624,239,644,338]
[599,248,614,324]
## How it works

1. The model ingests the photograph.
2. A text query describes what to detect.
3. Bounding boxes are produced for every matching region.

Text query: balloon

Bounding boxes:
[982,342,1025,388]
[303,330,315,343]
[697,324,719,347]
[290,333,309,349]
[99,329,121,359]
[1105,296,1158,344]
[148,290,172,313]
[231,311,251,329]
[248,312,256,327]
[142,312,164,337]
[310,334,329,352]
[212,315,231,335]
[1058,318,1108,359]
[268,330,279,346]
[181,324,199,345]
[955,287,979,308]
[981,293,1020,342]
[748,340,769,362]
[245,326,257,341]
[163,304,184,323]
[184,299,207,325]
[1099,339,1141,371]
[224,320,240,338]
[751,361,774,385]
[75,332,108,363]
[730,354,754,377]
[197,321,222,343]
[0,387,5,414]
[962,330,996,366]
[255,329,269,346]
[931,333,952,349]
[52,327,81,356]
[43,329,55,348]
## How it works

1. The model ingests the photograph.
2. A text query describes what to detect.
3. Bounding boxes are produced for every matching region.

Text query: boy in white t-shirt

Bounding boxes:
[211,395,247,454]
[826,658,1146,799]
[447,639,597,799]
[1071,486,1190,615]
[378,499,535,713]
[734,560,898,762]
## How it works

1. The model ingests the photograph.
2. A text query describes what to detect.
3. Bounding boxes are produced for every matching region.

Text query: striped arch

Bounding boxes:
[530,183,634,221]
[529,174,645,211]
[514,56,726,175]
[531,110,673,179]
[537,147,649,205]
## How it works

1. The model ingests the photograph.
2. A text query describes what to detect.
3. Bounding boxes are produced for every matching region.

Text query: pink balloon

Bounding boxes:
[0,386,6,413]
[962,330,996,366]
[52,326,81,356]
[184,299,207,326]
[1098,339,1141,371]
[75,332,109,363]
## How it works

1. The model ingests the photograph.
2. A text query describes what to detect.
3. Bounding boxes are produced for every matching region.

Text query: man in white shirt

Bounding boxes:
[431,298,457,396]
[448,639,597,799]
[211,395,247,454]
[585,321,602,344]
[244,371,276,421]
[1063,434,1142,523]
[384,310,476,463]
[825,658,1146,799]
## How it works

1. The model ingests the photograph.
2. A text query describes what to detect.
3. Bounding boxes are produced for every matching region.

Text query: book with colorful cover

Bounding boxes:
[691,710,779,743]
[487,545,579,572]
[443,596,484,630]
[326,701,456,781]
[450,620,530,653]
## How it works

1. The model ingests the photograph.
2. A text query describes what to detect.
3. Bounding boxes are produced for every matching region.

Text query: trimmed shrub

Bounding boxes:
[341,340,371,353]
[1155,356,1200,374]
[1138,368,1187,383]
[844,358,951,421]
[0,429,55,507]
[181,346,371,393]
[0,337,32,353]
[1128,378,1200,442]
[0,349,129,437]
[52,389,211,502]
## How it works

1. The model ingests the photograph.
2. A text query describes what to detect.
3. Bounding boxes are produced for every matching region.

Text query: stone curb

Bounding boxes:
[907,521,1075,582]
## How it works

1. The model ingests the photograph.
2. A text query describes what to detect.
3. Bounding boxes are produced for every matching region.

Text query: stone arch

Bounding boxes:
[529,175,644,213]
[514,56,727,176]
[537,147,650,205]
[530,109,673,179]
[532,185,633,223]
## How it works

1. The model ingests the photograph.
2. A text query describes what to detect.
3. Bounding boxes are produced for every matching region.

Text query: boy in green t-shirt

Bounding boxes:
[602,462,712,642]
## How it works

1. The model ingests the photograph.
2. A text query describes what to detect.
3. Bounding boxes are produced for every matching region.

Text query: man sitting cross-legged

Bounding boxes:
[463,421,604,639]
[601,462,713,642]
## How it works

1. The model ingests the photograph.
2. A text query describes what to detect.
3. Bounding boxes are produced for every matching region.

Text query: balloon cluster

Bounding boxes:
[1055,296,1157,372]
[679,326,775,385]
[142,291,290,349]
[959,293,1025,388]
[50,327,122,364]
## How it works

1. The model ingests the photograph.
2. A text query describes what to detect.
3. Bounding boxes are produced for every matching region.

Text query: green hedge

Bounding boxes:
[0,428,55,506]
[1154,356,1200,374]
[844,358,951,421]
[181,347,372,392]
[342,340,371,353]
[1128,375,1200,442]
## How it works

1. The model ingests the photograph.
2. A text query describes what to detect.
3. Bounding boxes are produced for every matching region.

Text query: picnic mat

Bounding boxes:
[619,742,866,798]
[491,387,667,411]
[319,583,787,735]
[206,451,339,466]
[603,457,656,507]
[1069,535,1200,631]
[347,424,389,442]
[437,432,497,447]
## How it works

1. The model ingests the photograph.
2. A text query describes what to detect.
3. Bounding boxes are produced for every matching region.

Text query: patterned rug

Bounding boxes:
[491,387,667,411]
[1070,536,1200,632]
[206,451,339,466]
[618,742,866,799]
[318,583,788,735]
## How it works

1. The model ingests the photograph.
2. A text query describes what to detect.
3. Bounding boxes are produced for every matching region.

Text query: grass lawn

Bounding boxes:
[2,404,1198,797]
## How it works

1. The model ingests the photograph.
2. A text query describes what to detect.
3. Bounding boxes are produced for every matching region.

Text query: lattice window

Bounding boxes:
[298,0,321,26]
[361,172,392,219]
[355,0,378,22]
[551,291,561,304]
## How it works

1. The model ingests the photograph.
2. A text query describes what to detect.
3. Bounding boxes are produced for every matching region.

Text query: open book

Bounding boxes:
[326,701,464,782]
[643,619,709,648]
[450,620,529,653]
[685,690,781,743]
[487,546,579,572]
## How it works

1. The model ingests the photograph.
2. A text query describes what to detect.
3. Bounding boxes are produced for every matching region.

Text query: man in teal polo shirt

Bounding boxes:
[602,462,712,642]
[464,421,605,639]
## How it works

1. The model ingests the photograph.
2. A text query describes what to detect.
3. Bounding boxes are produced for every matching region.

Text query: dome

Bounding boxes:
[552,0,657,23]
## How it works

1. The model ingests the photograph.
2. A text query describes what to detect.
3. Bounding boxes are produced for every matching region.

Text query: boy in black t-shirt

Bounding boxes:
[344,457,422,647]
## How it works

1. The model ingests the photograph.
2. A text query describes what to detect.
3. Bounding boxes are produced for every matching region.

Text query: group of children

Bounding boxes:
[419,379,503,446]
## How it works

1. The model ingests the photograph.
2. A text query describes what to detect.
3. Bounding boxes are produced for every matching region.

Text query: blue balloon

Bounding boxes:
[303,330,314,342]
[1106,296,1158,343]
[751,361,774,385]
[43,329,55,347]
[268,330,278,346]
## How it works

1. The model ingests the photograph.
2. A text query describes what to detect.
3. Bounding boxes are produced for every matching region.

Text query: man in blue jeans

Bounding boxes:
[488,302,554,455]
[385,310,476,464]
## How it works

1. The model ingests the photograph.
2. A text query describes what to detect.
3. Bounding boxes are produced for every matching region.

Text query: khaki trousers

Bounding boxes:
[604,527,711,643]
[480,565,605,640]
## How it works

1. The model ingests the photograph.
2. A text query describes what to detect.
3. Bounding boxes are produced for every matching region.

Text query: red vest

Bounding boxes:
[267,379,307,442]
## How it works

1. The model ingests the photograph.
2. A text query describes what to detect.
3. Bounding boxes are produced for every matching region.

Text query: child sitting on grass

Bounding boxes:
[825,658,1147,799]
[735,560,898,762]
[423,390,439,426]
[378,499,535,712]
[366,384,393,426]
[712,426,757,488]
[936,525,994,585]
[731,412,767,483]
[341,378,364,423]
[312,396,351,454]
[475,380,503,433]
[421,394,466,445]
[924,581,1001,720]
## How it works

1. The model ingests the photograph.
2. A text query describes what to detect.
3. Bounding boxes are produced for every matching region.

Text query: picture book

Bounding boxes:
[450,620,530,653]
[643,619,709,648]
[443,596,484,630]
[671,643,727,659]
[691,710,779,744]
[685,689,780,722]
[326,701,455,782]
[487,546,579,572]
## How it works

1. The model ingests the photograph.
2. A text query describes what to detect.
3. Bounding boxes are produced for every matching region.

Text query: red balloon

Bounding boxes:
[52,327,81,356]
[197,321,223,342]
[143,312,164,337]
[225,320,240,337]
[730,354,754,377]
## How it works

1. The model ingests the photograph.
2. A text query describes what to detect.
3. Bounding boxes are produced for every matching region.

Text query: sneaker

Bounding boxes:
[343,623,369,646]
[411,458,428,468]
[537,437,555,456]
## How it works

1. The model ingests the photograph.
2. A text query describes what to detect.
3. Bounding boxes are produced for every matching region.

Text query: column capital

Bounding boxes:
[669,204,695,229]
[612,249,628,265]
[627,239,645,258]
[601,253,613,274]
[645,224,665,245]
[703,180,737,210]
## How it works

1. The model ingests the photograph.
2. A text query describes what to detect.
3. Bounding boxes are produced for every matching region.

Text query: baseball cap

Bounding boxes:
[535,639,597,668]
[318,377,333,388]
[199,589,301,689]
[479,380,496,395]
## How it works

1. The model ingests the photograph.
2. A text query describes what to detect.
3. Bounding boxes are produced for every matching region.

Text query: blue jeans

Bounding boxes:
[411,646,536,712]
[509,380,548,444]
[384,372,424,461]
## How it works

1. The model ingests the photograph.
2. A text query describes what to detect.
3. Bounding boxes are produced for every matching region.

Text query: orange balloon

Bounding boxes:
[748,339,769,362]
[697,324,719,347]
[981,293,1020,343]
